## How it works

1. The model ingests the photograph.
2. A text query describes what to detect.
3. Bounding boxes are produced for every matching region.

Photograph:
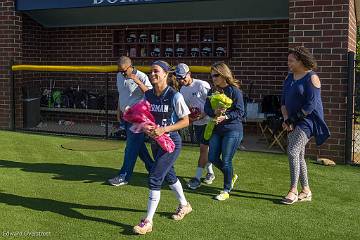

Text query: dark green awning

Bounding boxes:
[21,0,288,28]
[16,0,196,11]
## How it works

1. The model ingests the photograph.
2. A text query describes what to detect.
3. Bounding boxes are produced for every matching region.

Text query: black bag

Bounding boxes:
[62,88,75,108]
[97,93,117,111]
[261,95,281,114]
[40,95,48,107]
[73,90,88,109]
[60,95,71,108]
[87,92,99,110]
[266,116,283,133]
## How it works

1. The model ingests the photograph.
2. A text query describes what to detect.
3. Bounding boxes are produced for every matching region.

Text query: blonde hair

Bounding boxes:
[211,62,241,88]
[169,75,180,91]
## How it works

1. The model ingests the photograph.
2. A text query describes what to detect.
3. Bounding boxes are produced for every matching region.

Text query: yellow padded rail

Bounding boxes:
[11,65,211,73]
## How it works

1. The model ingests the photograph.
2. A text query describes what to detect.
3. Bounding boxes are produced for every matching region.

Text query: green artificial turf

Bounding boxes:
[0,130,359,240]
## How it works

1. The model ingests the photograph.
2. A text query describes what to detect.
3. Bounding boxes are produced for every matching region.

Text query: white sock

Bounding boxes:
[206,163,214,174]
[146,190,160,222]
[195,167,203,180]
[169,180,188,206]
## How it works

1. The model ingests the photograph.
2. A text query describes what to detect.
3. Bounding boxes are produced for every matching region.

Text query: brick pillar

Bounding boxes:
[0,0,22,129]
[289,0,356,163]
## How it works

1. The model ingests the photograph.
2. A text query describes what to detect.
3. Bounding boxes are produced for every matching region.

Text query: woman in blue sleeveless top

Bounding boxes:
[204,62,245,201]
[280,46,330,205]
[133,60,192,235]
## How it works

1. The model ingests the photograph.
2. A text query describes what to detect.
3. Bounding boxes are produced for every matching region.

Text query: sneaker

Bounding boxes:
[203,173,215,184]
[230,174,238,190]
[172,203,192,221]
[187,178,201,190]
[133,219,153,235]
[238,144,246,151]
[108,174,128,186]
[215,191,230,201]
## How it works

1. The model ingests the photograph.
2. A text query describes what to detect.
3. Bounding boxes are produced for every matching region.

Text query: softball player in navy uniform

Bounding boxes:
[133,60,192,235]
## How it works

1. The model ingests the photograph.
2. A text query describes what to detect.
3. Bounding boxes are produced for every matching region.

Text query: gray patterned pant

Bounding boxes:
[287,126,309,189]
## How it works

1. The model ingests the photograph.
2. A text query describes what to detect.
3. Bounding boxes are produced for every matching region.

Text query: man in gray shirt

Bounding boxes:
[108,56,154,186]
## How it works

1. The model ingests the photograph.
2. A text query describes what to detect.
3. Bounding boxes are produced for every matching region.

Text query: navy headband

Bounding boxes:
[152,60,172,72]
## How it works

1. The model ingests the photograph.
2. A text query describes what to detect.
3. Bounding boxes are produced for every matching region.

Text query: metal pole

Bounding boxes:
[105,73,109,139]
[345,52,355,164]
[10,60,16,130]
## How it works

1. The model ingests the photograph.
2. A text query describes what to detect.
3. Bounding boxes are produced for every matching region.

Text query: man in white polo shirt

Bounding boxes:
[175,63,215,190]
[108,56,154,186]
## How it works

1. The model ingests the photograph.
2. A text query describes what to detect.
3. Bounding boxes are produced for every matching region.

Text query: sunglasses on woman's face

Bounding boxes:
[211,73,220,78]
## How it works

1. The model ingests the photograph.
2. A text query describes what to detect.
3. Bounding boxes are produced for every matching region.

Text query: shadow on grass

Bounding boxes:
[0,191,192,235]
[0,191,145,235]
[179,176,282,203]
[186,188,282,203]
[231,189,283,203]
[0,159,149,187]
[0,159,282,206]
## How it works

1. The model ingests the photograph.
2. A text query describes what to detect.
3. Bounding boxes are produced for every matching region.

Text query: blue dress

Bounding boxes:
[281,71,330,145]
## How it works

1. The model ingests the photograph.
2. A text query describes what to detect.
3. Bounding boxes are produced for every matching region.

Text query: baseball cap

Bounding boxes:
[175,63,190,79]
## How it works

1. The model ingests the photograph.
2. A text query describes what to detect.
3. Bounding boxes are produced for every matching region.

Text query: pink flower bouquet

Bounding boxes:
[122,100,175,153]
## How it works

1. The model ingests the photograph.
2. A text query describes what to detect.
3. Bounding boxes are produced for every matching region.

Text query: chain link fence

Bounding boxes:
[14,70,197,144]
[352,71,360,164]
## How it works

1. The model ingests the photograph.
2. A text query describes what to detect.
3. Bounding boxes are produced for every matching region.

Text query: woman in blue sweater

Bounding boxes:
[280,46,330,205]
[204,62,245,201]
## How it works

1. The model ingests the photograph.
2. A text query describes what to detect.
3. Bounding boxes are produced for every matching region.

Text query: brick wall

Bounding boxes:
[17,19,289,134]
[0,0,22,129]
[22,15,45,63]
[289,0,356,163]
[20,20,289,103]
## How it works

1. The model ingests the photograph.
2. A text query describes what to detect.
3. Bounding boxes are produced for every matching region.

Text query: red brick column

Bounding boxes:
[0,0,22,129]
[289,0,356,163]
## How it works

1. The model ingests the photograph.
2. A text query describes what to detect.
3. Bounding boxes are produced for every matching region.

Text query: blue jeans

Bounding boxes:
[118,121,154,181]
[208,130,243,191]
[148,132,182,190]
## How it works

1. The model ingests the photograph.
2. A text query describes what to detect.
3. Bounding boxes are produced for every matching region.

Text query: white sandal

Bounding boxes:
[298,191,312,202]
[280,191,298,205]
